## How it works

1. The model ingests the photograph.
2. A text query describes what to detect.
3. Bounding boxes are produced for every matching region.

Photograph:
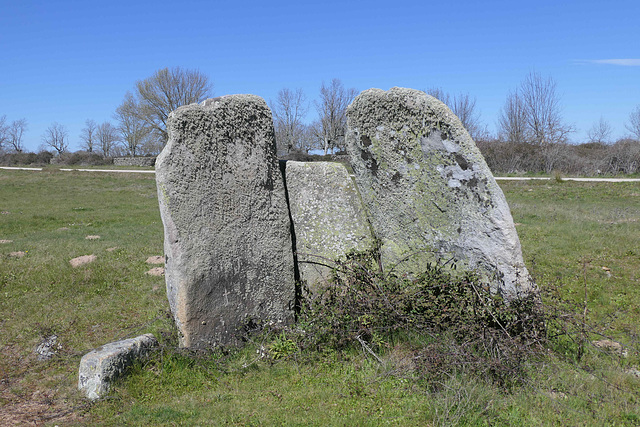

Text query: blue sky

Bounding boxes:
[1,0,638,152]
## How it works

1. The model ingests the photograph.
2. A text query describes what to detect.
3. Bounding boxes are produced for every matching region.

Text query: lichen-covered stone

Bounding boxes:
[78,334,157,400]
[346,87,535,297]
[156,95,296,348]
[285,161,375,293]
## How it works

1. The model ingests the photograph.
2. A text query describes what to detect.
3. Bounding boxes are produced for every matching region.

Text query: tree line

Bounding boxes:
[1,68,640,175]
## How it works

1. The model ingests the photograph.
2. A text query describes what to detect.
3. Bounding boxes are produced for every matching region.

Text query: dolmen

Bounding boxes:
[155,88,536,349]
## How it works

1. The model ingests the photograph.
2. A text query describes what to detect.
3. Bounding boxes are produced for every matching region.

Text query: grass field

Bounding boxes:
[1,170,639,426]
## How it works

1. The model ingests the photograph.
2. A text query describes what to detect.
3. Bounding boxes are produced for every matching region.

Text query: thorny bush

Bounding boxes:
[297,249,546,390]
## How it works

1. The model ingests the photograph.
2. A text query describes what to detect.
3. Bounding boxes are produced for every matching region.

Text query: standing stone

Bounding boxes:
[345,87,535,297]
[285,161,375,293]
[156,95,296,348]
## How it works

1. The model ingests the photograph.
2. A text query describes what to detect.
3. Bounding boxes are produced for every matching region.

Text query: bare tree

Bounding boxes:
[79,119,98,153]
[498,90,531,144]
[519,71,573,145]
[115,92,151,157]
[315,78,357,155]
[270,88,308,154]
[96,122,119,157]
[0,115,8,152]
[42,122,68,155]
[626,105,640,141]
[587,116,613,144]
[427,88,484,141]
[497,90,530,143]
[8,118,28,153]
[135,67,212,144]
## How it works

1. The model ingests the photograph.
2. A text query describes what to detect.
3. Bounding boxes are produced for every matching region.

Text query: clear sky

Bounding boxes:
[1,0,638,152]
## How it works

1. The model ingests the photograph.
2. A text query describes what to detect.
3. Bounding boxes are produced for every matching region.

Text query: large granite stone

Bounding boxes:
[345,87,535,297]
[156,95,296,348]
[285,161,375,293]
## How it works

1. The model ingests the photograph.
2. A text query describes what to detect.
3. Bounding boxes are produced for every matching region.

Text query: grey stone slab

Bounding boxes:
[345,87,535,297]
[285,161,375,293]
[156,95,296,348]
[78,334,157,400]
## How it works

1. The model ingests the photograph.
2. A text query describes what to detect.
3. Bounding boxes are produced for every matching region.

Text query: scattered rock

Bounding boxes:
[106,247,118,252]
[156,94,296,348]
[9,251,25,258]
[85,235,100,240]
[625,367,640,378]
[592,339,627,357]
[35,335,61,361]
[1,211,9,215]
[145,267,165,276]
[546,390,568,400]
[70,255,97,267]
[0,239,13,244]
[345,87,535,297]
[78,334,157,400]
[145,256,164,264]
[602,266,612,278]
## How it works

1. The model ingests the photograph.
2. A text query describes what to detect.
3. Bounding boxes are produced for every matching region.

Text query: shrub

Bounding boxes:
[297,250,545,389]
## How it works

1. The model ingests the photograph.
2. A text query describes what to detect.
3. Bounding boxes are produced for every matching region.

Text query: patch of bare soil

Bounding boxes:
[69,255,97,267]
[85,235,100,240]
[9,251,26,258]
[0,239,13,244]
[0,345,86,425]
[145,267,165,276]
[106,247,118,252]
[145,256,164,264]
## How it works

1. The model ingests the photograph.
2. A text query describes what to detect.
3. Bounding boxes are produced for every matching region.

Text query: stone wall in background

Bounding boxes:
[114,157,156,167]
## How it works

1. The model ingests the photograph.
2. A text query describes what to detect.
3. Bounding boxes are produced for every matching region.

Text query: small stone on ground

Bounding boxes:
[9,251,26,258]
[0,239,13,244]
[106,247,118,252]
[145,255,164,264]
[85,235,100,240]
[145,267,165,276]
[70,254,97,267]
[35,335,60,361]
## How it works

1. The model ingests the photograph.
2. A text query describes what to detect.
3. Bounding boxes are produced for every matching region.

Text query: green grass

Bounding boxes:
[1,170,640,426]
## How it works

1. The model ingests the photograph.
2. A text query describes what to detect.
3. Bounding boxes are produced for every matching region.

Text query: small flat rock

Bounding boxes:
[9,251,25,258]
[592,339,627,357]
[145,267,165,276]
[70,254,97,267]
[625,368,640,378]
[106,247,118,252]
[78,334,157,400]
[85,235,101,240]
[0,239,13,244]
[145,256,164,264]
[35,335,60,361]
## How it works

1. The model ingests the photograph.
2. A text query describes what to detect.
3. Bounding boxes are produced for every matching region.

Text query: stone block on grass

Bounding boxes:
[78,334,157,400]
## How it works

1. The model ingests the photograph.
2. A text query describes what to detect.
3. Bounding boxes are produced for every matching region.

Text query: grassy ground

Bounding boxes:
[1,171,639,425]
